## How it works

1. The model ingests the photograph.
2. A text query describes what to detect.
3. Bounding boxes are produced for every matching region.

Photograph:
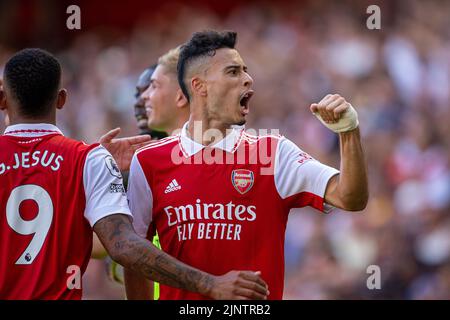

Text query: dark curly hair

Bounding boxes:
[4,48,61,118]
[177,30,237,102]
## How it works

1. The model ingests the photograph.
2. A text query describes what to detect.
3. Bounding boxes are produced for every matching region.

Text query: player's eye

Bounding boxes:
[229,69,238,75]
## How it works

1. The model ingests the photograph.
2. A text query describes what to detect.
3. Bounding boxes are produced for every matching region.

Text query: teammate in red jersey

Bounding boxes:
[124,46,190,300]
[0,48,269,300]
[127,30,368,300]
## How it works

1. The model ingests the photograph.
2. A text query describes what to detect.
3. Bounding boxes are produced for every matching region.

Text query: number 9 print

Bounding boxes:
[6,185,53,265]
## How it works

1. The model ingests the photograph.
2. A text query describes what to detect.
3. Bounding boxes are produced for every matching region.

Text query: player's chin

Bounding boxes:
[234,115,246,126]
[147,117,158,130]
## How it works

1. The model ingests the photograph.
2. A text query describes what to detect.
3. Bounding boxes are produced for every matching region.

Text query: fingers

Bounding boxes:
[311,94,348,123]
[126,134,152,145]
[240,271,268,290]
[318,95,339,123]
[318,94,333,105]
[233,288,267,300]
[235,296,251,300]
[239,275,268,295]
[237,279,269,297]
[334,102,349,116]
[99,127,121,144]
[236,271,269,300]
[215,270,270,300]
[326,97,345,121]
[130,141,153,152]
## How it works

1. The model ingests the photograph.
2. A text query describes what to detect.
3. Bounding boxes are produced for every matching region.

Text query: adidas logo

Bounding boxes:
[165,179,181,194]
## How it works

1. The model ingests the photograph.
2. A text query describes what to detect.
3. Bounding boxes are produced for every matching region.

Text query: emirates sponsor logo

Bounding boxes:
[163,199,256,241]
[231,169,254,194]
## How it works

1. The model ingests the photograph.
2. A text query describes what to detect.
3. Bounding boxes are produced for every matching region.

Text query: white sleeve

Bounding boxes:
[127,154,153,238]
[274,137,339,213]
[83,146,132,227]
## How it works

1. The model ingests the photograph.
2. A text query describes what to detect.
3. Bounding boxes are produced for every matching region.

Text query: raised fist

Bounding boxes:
[310,94,359,133]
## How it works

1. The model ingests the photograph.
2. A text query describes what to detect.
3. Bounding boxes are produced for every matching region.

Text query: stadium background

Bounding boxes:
[0,0,449,299]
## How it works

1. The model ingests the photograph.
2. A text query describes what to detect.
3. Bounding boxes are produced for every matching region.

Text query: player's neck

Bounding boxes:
[166,113,189,136]
[187,114,229,147]
[8,115,56,126]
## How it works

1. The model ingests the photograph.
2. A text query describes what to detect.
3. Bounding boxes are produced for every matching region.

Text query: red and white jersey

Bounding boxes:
[0,124,131,300]
[127,123,339,300]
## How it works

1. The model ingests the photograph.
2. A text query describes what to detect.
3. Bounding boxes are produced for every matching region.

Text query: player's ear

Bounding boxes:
[191,76,206,98]
[0,78,6,110]
[0,91,5,110]
[56,89,67,110]
[4,114,10,126]
[0,92,6,111]
[175,88,188,108]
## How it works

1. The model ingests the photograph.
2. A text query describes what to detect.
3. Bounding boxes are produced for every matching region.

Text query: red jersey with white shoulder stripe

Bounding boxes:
[127,123,339,300]
[0,124,131,299]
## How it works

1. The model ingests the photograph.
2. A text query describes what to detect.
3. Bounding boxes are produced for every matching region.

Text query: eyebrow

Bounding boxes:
[224,64,248,72]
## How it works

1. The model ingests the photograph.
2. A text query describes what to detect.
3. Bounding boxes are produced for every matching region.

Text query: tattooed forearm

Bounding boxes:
[93,214,214,296]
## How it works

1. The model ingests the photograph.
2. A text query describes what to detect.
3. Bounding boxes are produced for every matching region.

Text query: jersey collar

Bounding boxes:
[179,121,245,157]
[4,123,64,137]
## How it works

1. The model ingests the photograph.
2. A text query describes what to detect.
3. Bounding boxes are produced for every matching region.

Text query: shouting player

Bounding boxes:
[0,48,269,300]
[126,31,368,300]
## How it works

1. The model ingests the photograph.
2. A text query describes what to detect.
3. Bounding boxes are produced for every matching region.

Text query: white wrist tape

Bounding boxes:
[313,104,359,133]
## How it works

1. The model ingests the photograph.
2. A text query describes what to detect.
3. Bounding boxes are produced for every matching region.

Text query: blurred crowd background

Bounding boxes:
[1,0,449,299]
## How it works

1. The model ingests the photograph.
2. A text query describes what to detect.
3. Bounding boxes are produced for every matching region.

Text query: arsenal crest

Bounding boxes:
[231,169,254,194]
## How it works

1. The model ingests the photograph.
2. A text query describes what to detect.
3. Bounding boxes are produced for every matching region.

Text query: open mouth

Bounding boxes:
[239,90,254,114]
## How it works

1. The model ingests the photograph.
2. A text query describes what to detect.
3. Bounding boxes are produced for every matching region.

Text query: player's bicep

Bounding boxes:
[127,154,153,238]
[323,173,345,209]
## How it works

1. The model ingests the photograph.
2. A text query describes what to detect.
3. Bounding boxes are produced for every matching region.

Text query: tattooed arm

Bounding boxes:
[94,214,269,300]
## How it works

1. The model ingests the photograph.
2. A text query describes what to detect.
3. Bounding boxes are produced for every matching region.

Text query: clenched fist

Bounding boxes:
[209,270,269,300]
[310,94,359,133]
